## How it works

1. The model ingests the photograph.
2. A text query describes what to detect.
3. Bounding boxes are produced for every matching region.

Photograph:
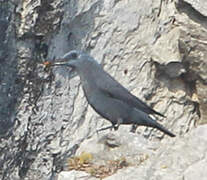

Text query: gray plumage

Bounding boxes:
[51,50,175,137]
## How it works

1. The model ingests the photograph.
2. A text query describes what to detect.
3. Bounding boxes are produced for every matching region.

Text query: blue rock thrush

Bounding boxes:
[49,50,175,137]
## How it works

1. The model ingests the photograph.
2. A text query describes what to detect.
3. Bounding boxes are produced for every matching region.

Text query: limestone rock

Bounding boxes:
[58,125,207,180]
[0,0,207,179]
[58,170,97,180]
[183,0,207,17]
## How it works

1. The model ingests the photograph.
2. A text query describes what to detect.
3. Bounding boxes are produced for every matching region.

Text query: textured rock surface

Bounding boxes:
[58,125,207,180]
[0,0,207,179]
[183,0,207,16]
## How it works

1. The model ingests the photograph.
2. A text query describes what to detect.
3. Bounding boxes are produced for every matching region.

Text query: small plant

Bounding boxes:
[67,152,129,179]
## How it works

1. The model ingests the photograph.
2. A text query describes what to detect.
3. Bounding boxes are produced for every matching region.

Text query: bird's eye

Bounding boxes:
[70,52,78,59]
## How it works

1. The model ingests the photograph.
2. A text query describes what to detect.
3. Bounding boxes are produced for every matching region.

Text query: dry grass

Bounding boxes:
[67,152,129,179]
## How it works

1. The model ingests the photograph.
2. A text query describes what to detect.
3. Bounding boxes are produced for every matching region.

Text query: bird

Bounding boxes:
[47,50,175,137]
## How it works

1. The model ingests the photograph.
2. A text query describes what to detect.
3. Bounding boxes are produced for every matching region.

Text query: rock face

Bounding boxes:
[58,125,207,180]
[0,0,207,179]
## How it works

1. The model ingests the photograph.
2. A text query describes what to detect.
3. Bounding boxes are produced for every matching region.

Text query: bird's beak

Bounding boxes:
[51,58,77,79]
[50,58,68,66]
[43,59,68,67]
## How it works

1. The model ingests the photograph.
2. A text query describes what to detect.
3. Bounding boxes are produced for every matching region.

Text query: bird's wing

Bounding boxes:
[95,69,165,117]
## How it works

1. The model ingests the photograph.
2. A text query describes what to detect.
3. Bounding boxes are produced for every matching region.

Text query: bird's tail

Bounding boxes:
[148,119,175,137]
[132,109,175,137]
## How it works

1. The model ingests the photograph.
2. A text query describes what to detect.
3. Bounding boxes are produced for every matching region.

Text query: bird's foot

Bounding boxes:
[113,124,119,131]
[130,124,138,133]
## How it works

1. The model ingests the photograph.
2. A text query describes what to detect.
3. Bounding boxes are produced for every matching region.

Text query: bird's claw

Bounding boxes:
[113,124,119,131]
[130,124,138,133]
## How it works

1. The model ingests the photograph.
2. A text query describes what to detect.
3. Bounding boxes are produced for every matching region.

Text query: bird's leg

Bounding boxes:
[113,118,122,131]
[130,124,138,133]
[113,124,119,130]
[96,118,123,132]
[96,125,115,133]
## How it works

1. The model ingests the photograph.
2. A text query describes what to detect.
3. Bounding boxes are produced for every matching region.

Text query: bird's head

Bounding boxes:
[43,50,98,74]
[51,50,83,68]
